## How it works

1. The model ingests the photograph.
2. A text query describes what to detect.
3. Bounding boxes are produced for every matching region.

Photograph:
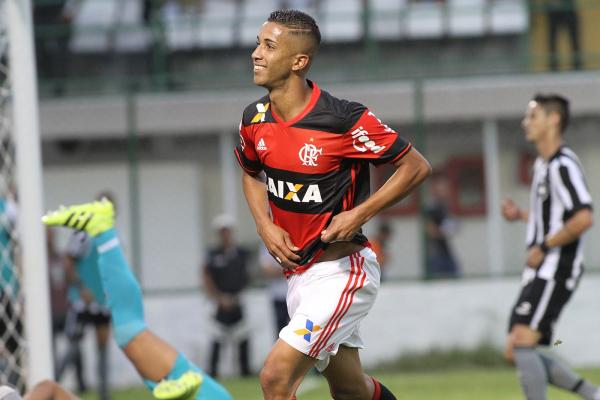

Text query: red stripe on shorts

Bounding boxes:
[309,253,359,358]
[314,254,367,357]
[312,253,366,358]
[309,252,367,358]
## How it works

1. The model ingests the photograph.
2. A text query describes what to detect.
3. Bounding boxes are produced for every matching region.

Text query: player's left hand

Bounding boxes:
[526,246,545,269]
[321,209,364,243]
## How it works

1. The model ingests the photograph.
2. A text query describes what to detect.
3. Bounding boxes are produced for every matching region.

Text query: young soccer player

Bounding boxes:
[40,199,232,400]
[235,9,431,400]
[502,94,599,400]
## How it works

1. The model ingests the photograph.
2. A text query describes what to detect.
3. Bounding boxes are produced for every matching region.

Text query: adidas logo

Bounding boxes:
[257,138,267,151]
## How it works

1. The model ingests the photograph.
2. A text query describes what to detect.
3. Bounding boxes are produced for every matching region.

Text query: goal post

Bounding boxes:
[3,0,54,389]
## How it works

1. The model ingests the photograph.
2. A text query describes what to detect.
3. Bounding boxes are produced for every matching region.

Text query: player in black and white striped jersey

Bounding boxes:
[523,145,592,285]
[502,94,599,400]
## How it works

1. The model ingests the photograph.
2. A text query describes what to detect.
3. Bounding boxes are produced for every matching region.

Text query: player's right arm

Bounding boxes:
[235,114,300,270]
[241,171,300,270]
[501,198,529,222]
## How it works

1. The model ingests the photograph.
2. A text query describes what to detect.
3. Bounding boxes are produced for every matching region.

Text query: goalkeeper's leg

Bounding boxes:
[96,230,232,400]
[43,201,232,400]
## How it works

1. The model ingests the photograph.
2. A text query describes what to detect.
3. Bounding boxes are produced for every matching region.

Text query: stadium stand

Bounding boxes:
[67,0,528,52]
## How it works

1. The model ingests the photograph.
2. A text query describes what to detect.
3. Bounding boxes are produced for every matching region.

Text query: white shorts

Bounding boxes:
[279,247,380,371]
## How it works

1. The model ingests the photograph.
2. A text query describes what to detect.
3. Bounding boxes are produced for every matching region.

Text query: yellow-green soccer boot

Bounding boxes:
[42,198,114,237]
[153,371,203,400]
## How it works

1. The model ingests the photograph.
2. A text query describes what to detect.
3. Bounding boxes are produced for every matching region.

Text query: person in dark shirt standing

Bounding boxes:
[424,171,461,279]
[45,226,69,375]
[56,192,114,399]
[544,0,582,71]
[202,215,251,378]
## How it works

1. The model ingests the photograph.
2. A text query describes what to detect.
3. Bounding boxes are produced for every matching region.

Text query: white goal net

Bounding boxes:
[0,3,27,391]
[1,0,54,390]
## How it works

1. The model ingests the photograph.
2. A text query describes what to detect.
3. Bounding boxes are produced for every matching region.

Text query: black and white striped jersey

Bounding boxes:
[525,145,593,285]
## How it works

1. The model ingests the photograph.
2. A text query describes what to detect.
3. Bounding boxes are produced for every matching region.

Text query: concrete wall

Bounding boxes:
[43,162,205,290]
[38,72,600,139]
[42,138,600,286]
[63,275,600,390]
[41,75,600,283]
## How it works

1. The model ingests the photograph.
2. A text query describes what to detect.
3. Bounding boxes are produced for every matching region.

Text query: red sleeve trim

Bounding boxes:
[390,143,413,164]
[234,148,261,175]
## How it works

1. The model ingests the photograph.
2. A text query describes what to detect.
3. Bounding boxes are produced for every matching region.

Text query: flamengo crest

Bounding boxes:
[299,143,323,166]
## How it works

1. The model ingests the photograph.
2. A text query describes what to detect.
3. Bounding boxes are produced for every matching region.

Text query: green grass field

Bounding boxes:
[81,367,600,400]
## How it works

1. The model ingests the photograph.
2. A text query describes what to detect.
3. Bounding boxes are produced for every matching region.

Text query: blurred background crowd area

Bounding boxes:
[26,0,600,292]
[33,0,600,95]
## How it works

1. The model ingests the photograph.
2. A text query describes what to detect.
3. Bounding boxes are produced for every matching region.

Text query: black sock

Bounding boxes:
[372,378,397,400]
[379,382,396,400]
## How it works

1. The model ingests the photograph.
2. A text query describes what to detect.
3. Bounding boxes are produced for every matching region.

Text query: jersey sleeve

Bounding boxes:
[552,158,593,212]
[234,120,263,176]
[341,109,412,165]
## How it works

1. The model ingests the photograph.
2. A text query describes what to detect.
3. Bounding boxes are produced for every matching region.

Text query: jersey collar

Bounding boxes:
[548,143,566,162]
[270,80,321,127]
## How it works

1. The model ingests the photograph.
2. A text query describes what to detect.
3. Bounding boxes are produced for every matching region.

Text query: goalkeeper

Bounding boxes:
[28,198,233,400]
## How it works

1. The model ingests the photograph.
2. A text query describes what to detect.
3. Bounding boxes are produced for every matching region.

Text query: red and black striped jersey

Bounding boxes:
[234,81,412,274]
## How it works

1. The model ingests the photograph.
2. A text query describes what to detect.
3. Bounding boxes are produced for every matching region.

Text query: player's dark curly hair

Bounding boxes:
[268,9,321,48]
[533,93,570,134]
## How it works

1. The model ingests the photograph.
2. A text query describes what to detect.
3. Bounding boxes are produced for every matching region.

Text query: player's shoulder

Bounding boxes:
[241,94,276,127]
[294,88,367,134]
[558,146,582,163]
[551,146,584,170]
